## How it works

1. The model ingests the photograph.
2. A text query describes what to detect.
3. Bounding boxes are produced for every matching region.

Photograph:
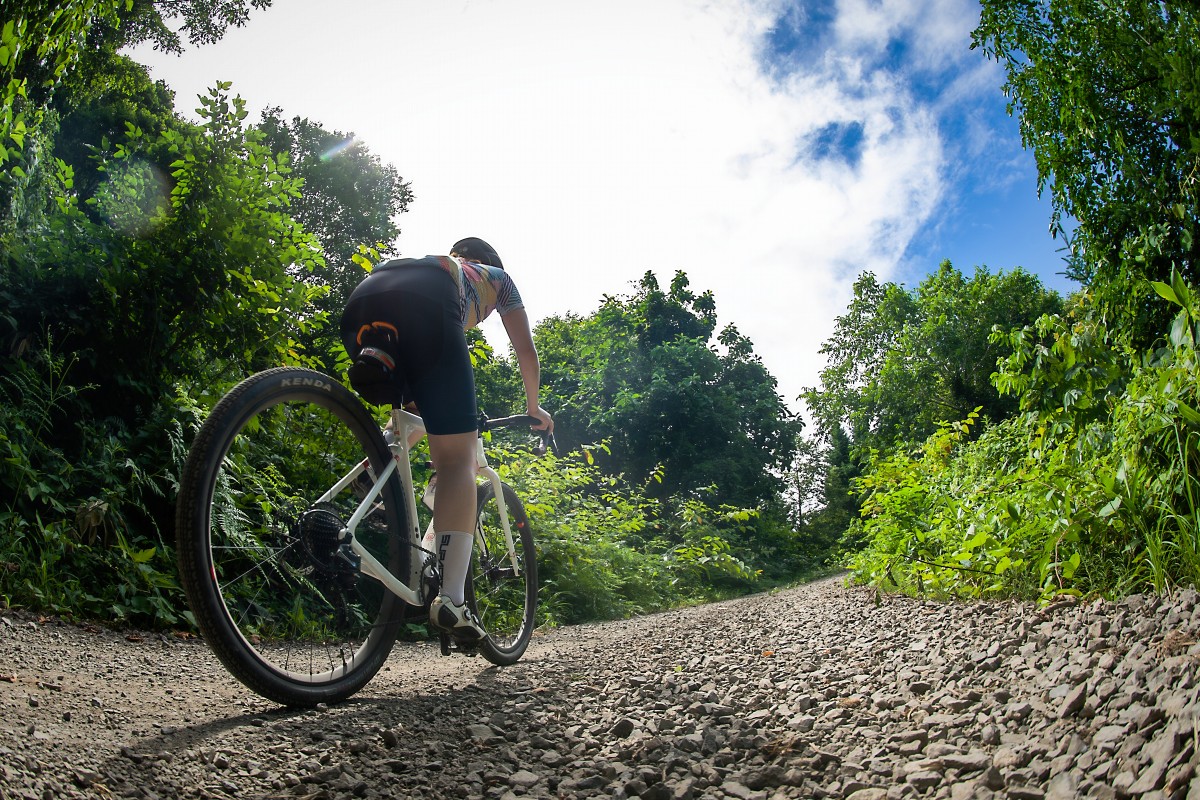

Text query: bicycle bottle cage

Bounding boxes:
[347,321,409,407]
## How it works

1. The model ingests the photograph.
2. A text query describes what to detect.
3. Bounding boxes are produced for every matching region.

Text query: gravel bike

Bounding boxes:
[174,366,551,707]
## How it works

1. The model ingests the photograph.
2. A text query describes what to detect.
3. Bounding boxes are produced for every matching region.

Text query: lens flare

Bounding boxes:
[96,158,170,238]
[319,137,357,162]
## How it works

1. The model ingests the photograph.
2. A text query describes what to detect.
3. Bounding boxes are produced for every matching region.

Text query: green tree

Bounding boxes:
[1,1,126,214]
[5,84,325,412]
[787,435,824,528]
[51,49,178,208]
[111,0,271,54]
[828,1,1200,602]
[845,277,1200,600]
[534,270,802,510]
[815,424,863,551]
[3,1,274,218]
[1,83,327,527]
[257,109,413,337]
[0,81,333,624]
[806,262,1062,452]
[804,271,918,447]
[787,424,862,569]
[974,0,1200,346]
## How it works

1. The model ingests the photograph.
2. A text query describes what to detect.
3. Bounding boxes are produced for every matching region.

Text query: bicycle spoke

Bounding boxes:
[176,369,408,705]
[469,482,537,665]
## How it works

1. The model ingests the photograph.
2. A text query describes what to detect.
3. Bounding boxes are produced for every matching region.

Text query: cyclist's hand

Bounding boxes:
[527,405,554,433]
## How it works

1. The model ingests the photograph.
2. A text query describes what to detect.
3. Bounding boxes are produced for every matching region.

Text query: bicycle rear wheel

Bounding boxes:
[468,481,537,665]
[176,367,411,707]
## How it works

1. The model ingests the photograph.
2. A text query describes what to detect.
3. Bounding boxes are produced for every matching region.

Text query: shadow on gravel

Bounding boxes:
[97,657,571,798]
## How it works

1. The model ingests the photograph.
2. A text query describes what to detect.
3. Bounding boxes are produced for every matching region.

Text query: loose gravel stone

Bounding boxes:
[1,576,1199,799]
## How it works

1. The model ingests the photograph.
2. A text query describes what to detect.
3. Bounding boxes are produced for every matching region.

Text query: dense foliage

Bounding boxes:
[1,79,332,622]
[0,2,824,628]
[838,0,1200,600]
[8,0,1196,630]
[531,270,803,512]
[0,3,409,625]
[806,262,1062,452]
[479,271,819,585]
[846,280,1200,600]
[490,440,768,624]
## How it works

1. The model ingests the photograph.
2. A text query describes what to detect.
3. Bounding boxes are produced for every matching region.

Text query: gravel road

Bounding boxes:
[1,576,1198,800]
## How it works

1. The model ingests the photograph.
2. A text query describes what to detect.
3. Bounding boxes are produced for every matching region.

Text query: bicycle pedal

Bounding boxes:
[437,631,479,657]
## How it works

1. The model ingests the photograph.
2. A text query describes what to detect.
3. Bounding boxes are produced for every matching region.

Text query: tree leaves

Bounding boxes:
[974,0,1200,347]
[531,270,802,510]
[806,262,1062,452]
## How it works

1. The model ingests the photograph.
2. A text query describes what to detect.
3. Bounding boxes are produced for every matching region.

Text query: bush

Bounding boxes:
[489,438,770,625]
[847,275,1200,599]
[0,85,329,626]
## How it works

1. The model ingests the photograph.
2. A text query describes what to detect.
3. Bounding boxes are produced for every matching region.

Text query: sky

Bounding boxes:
[128,0,1077,415]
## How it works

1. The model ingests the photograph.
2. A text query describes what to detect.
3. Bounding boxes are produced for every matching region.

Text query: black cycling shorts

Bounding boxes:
[340,258,477,436]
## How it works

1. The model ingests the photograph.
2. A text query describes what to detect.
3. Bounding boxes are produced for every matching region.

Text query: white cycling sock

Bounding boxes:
[436,531,473,605]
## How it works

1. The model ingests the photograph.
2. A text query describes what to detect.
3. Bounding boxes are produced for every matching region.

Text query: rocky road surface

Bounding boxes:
[1,576,1198,800]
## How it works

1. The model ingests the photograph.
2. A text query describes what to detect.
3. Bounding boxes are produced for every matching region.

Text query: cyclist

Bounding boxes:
[339,237,553,641]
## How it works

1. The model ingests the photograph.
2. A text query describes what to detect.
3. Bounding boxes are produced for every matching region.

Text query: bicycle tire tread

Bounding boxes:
[175,367,407,707]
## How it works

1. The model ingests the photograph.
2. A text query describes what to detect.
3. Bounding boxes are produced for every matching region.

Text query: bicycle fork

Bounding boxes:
[422,461,522,577]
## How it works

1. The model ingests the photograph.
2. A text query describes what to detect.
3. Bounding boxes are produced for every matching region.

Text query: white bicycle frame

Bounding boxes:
[317,407,520,607]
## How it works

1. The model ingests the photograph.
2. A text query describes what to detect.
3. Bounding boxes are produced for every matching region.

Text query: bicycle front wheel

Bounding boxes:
[469,481,537,666]
[176,368,410,707]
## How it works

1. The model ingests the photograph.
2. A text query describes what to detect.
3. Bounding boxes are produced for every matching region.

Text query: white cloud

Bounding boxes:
[831,0,980,70]
[131,0,979,414]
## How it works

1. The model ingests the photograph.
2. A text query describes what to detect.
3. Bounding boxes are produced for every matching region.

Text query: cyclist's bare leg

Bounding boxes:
[428,432,477,531]
[428,431,478,604]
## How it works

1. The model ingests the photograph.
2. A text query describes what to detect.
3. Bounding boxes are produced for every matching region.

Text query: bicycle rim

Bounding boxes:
[176,368,408,706]
[469,482,537,666]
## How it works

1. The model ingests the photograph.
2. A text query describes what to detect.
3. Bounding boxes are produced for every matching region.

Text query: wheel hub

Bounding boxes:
[297,504,349,575]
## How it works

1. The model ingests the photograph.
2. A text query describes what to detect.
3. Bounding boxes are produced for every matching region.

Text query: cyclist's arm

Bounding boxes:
[500,307,553,432]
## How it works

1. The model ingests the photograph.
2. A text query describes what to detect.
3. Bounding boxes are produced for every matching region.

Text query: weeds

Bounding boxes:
[0,340,185,625]
[847,273,1200,599]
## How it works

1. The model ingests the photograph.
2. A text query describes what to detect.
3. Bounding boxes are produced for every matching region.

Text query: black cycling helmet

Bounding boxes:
[451,237,504,270]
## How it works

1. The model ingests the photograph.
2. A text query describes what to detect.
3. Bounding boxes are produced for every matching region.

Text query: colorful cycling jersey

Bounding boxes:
[369,255,524,330]
[428,255,524,329]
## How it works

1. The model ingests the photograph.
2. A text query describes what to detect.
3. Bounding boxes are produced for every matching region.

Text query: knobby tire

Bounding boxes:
[175,368,409,707]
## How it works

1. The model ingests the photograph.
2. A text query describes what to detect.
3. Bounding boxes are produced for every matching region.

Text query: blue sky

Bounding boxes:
[129,0,1077,413]
[758,0,1075,290]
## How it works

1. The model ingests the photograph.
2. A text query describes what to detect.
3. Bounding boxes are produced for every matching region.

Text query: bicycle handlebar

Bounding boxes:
[480,414,559,456]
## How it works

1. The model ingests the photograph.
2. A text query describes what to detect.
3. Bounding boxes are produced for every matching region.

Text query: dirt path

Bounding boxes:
[1,577,1198,799]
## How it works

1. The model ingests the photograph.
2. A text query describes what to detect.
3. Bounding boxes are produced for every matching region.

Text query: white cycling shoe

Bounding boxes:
[430,595,487,641]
